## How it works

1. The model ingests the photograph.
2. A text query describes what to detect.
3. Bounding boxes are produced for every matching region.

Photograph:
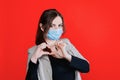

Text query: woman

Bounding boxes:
[26,9,89,80]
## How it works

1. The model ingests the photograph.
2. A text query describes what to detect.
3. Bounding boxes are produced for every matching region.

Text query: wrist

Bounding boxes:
[65,54,72,62]
[31,54,38,64]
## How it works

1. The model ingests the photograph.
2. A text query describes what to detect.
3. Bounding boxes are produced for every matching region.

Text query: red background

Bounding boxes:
[0,0,120,80]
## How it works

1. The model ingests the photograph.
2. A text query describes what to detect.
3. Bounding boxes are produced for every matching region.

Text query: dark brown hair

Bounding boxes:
[35,9,65,45]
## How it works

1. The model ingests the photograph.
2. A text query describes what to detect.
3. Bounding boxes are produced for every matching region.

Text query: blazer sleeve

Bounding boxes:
[25,46,39,80]
[69,55,89,73]
[25,60,39,80]
[63,38,90,73]
[26,46,38,71]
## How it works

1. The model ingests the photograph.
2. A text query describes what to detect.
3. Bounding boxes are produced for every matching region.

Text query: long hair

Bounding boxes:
[35,9,65,45]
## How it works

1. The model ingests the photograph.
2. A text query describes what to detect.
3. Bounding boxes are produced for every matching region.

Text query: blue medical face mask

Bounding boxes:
[47,28,63,40]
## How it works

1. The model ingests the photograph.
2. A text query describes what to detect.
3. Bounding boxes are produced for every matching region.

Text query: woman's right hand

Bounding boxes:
[31,42,50,63]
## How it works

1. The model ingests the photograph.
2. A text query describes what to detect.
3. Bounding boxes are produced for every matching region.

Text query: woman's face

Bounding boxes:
[45,16,64,40]
[50,16,63,30]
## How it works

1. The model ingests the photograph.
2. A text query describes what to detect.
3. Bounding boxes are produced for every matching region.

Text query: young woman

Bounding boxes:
[25,9,89,80]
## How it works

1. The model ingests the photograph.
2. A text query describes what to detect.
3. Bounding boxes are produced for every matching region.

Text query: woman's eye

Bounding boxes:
[58,24,63,27]
[51,24,56,27]
[51,24,63,28]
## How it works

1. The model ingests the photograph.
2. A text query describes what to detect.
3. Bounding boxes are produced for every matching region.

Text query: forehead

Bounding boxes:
[52,16,63,24]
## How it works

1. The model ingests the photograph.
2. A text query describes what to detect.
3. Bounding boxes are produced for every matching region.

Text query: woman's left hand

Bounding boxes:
[57,40,67,51]
[49,40,72,61]
[56,40,71,61]
[49,40,67,59]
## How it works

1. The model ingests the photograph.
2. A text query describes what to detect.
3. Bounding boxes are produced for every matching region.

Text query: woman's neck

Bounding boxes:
[45,38,57,46]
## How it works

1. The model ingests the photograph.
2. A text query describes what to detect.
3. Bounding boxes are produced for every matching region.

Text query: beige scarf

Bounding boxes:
[27,38,88,80]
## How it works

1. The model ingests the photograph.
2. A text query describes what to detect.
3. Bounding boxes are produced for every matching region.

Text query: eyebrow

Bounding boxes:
[51,23,63,25]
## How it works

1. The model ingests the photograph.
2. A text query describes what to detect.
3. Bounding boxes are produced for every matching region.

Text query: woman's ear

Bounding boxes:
[39,23,44,31]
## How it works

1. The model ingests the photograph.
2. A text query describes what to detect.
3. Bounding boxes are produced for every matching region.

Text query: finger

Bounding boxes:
[38,43,47,49]
[58,41,64,45]
[49,52,56,56]
[46,44,50,48]
[58,44,64,48]
[58,40,63,44]
[55,41,59,45]
[43,52,50,55]
[56,40,62,45]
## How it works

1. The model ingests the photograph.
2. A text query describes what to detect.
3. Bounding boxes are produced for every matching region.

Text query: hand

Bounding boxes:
[49,45,64,59]
[57,40,67,51]
[49,40,71,61]
[56,40,68,58]
[31,42,50,63]
[56,40,72,61]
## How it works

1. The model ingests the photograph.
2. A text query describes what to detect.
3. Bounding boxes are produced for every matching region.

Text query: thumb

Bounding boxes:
[43,52,50,55]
